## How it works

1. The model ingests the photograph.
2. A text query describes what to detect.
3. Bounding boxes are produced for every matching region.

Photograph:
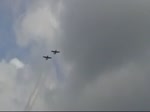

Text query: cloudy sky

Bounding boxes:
[1,0,150,110]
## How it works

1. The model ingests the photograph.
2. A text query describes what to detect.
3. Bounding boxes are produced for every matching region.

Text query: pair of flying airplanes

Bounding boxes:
[43,50,60,60]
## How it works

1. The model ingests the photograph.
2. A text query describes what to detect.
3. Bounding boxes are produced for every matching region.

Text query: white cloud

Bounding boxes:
[10,58,24,69]
[0,58,24,110]
[14,0,63,48]
[0,58,46,110]
[12,1,66,109]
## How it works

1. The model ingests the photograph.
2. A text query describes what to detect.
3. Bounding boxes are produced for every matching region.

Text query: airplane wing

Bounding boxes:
[51,50,60,54]
[43,56,46,58]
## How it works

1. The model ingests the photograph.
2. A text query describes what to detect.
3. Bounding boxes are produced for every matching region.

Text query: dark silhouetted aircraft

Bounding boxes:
[43,56,52,60]
[51,50,60,54]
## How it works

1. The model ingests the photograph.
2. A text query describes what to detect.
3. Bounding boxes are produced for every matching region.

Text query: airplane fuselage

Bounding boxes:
[43,56,51,60]
[51,50,60,54]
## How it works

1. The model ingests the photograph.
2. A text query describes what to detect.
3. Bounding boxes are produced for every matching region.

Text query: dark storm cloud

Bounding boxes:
[59,0,150,90]
[43,0,150,110]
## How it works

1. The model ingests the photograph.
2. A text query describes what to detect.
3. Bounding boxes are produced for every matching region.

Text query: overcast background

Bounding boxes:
[1,0,150,110]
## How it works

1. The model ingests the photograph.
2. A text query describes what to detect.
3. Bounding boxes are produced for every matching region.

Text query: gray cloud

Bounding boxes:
[57,0,150,91]
[43,0,150,110]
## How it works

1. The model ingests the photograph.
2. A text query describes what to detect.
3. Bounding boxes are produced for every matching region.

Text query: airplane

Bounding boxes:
[51,50,60,54]
[43,56,52,60]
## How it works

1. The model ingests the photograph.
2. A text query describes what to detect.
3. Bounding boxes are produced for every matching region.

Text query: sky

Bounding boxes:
[1,0,150,110]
